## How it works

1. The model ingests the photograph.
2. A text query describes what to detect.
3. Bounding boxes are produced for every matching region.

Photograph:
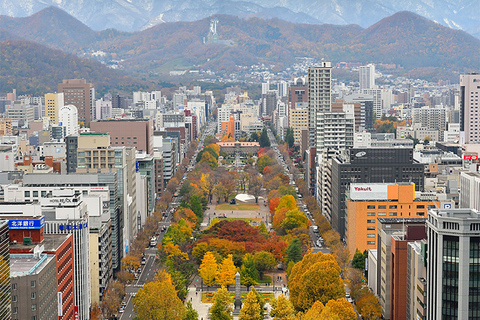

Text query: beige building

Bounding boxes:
[289,108,308,146]
[0,117,12,135]
[44,92,64,124]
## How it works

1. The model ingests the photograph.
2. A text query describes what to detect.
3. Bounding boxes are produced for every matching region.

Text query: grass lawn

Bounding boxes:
[215,203,260,211]
[201,291,275,303]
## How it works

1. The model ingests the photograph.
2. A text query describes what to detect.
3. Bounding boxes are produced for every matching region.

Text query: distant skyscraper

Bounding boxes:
[58,105,79,137]
[58,79,95,126]
[359,64,375,91]
[460,73,480,144]
[308,62,332,148]
[44,92,64,124]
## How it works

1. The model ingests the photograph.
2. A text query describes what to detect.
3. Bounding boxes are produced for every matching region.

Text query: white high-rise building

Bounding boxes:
[460,73,480,144]
[359,64,375,91]
[308,62,332,148]
[58,104,79,137]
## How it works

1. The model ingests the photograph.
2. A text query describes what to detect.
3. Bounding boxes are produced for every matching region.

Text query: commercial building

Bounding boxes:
[308,62,332,147]
[359,64,375,91]
[57,79,94,126]
[331,148,425,239]
[58,105,79,137]
[289,106,308,150]
[427,208,480,320]
[412,107,447,141]
[0,221,10,320]
[45,93,64,124]
[0,117,12,135]
[376,218,427,320]
[344,94,375,131]
[460,171,480,211]
[460,73,480,144]
[10,252,57,320]
[90,119,154,154]
[405,241,427,320]
[345,182,435,255]
[288,77,308,108]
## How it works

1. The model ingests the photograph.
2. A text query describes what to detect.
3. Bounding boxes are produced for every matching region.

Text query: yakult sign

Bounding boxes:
[350,184,389,200]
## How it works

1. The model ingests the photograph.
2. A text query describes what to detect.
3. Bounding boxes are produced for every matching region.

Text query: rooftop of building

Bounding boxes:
[92,119,150,122]
[80,132,109,136]
[10,234,70,252]
[377,217,427,224]
[430,208,480,219]
[10,253,54,277]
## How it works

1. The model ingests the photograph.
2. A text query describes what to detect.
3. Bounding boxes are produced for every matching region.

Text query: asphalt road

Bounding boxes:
[118,121,215,319]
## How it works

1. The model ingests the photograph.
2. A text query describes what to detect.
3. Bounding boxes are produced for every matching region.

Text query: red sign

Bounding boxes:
[354,186,372,191]
[74,306,79,320]
[464,154,478,160]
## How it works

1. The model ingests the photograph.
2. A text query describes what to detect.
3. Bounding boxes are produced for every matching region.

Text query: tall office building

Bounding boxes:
[58,79,94,126]
[45,93,64,124]
[427,208,480,320]
[412,108,447,141]
[359,64,376,91]
[308,62,332,148]
[58,105,79,137]
[0,221,10,320]
[460,73,480,144]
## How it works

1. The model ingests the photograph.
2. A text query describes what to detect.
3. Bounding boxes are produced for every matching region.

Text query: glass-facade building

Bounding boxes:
[427,209,480,320]
[0,220,10,319]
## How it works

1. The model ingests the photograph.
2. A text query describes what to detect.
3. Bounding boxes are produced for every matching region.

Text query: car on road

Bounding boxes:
[141,257,146,265]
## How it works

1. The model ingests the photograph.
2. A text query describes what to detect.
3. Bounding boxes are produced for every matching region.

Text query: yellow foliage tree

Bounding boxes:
[322,299,356,320]
[133,270,185,320]
[270,295,295,320]
[217,254,237,287]
[289,252,345,311]
[199,251,218,286]
[121,255,140,271]
[356,293,382,320]
[239,289,262,320]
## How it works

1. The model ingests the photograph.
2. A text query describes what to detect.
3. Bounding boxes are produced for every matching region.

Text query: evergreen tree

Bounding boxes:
[352,249,366,270]
[285,238,302,264]
[285,128,294,148]
[210,286,233,320]
[259,128,271,148]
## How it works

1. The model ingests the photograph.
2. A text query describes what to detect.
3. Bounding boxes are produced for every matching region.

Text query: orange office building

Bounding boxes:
[345,182,438,255]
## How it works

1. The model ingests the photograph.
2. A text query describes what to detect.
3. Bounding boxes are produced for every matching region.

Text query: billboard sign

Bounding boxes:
[350,184,389,200]
[8,217,45,230]
[463,154,478,160]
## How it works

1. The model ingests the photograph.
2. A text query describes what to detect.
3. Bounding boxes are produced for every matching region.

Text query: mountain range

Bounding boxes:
[0,0,478,38]
[0,7,479,94]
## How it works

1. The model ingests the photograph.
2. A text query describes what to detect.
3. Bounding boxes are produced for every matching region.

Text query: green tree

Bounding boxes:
[240,253,259,288]
[199,251,218,287]
[250,132,259,142]
[184,301,199,320]
[257,155,273,173]
[210,286,233,320]
[239,290,262,320]
[259,128,271,147]
[285,128,294,148]
[270,295,295,320]
[253,251,277,279]
[250,287,265,320]
[285,238,302,264]
[352,249,367,270]
[133,271,185,320]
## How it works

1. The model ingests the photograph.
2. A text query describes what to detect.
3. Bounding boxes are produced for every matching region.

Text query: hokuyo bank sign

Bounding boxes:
[350,184,389,201]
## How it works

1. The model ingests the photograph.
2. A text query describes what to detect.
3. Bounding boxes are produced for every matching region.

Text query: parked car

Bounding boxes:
[230,198,236,205]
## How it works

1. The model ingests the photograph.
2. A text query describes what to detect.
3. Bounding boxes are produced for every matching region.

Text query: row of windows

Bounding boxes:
[366,204,425,209]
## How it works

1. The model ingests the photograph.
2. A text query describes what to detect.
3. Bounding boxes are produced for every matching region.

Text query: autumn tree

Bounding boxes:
[199,251,218,287]
[133,271,185,320]
[121,255,140,271]
[184,301,199,320]
[289,252,345,311]
[257,155,273,173]
[249,175,263,203]
[270,295,295,320]
[101,281,124,318]
[239,289,262,320]
[210,286,233,320]
[322,299,356,320]
[217,254,237,287]
[356,293,382,320]
[254,251,277,278]
[240,253,259,288]
[269,197,281,214]
[173,207,198,227]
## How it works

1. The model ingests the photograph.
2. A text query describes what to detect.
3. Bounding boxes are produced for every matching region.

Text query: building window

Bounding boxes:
[367,227,375,230]
[378,205,386,209]
[389,212,397,216]
[469,237,480,318]
[12,283,16,290]
[367,241,375,245]
[367,212,375,216]
[378,212,386,216]
[32,191,38,198]
[31,292,36,299]
[416,212,425,216]
[417,205,425,209]
[12,307,17,314]
[367,234,375,238]
[24,191,30,197]
[31,281,36,287]
[31,304,36,311]
[442,235,459,318]
[12,295,17,302]
[367,220,375,223]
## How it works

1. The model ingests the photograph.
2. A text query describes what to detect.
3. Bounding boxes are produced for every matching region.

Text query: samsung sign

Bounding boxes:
[8,217,45,230]
[350,184,388,201]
